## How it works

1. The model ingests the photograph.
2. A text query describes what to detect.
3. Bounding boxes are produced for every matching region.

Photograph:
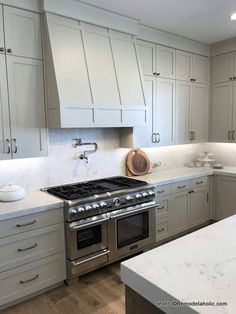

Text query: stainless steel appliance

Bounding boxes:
[43,176,157,281]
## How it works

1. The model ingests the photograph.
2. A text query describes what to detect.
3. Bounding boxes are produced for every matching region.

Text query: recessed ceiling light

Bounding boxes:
[230,13,236,20]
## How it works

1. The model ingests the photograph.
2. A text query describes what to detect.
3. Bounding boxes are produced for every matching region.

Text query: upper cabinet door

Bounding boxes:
[46,15,92,109]
[4,6,42,59]
[211,82,233,142]
[110,31,145,107]
[0,6,4,54]
[137,40,156,76]
[81,24,120,107]
[154,78,175,146]
[212,52,234,83]
[156,45,175,79]
[190,84,208,143]
[175,51,192,82]
[0,54,11,160]
[175,81,191,144]
[192,55,209,83]
[7,57,47,158]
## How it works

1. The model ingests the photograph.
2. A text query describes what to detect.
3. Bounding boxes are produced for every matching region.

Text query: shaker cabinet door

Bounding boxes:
[0,54,11,160]
[192,54,209,83]
[137,40,156,77]
[0,5,4,54]
[175,51,192,82]
[190,188,209,227]
[156,45,175,79]
[211,82,233,142]
[190,84,208,143]
[212,52,234,83]
[154,78,175,146]
[7,56,47,158]
[4,6,42,59]
[171,192,189,235]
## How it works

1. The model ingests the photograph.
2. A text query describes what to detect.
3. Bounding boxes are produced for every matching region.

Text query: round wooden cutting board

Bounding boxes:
[126,148,152,176]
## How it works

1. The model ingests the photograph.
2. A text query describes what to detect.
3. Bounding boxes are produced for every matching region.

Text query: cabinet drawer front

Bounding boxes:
[0,253,66,307]
[155,184,171,197]
[172,180,191,193]
[0,224,65,273]
[0,208,64,238]
[156,219,170,242]
[191,177,207,188]
[156,199,170,217]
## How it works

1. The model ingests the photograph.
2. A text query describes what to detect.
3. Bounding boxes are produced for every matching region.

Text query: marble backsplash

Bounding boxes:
[0,128,234,192]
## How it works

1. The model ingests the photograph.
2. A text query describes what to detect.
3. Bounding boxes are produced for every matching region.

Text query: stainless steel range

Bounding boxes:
[43,176,157,281]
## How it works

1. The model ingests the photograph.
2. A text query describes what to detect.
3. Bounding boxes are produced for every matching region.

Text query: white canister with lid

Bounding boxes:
[0,184,25,202]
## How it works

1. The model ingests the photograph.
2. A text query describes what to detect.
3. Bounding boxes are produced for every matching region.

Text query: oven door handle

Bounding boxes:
[71,250,110,266]
[108,202,157,219]
[69,217,109,231]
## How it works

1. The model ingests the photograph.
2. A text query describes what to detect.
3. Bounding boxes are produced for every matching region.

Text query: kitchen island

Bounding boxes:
[121,215,236,314]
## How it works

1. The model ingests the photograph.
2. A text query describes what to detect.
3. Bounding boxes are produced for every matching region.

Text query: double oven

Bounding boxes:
[66,200,157,277]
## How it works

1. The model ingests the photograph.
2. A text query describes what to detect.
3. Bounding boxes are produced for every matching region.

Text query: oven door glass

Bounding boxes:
[117,211,149,248]
[77,225,102,250]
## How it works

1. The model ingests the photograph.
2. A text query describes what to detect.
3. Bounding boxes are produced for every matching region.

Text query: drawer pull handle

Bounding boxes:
[177,185,186,189]
[20,274,39,284]
[157,190,165,194]
[157,206,165,210]
[157,228,165,232]
[18,243,38,252]
[196,181,203,185]
[16,220,36,228]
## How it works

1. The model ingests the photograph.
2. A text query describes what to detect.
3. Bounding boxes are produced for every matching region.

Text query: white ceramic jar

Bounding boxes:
[0,184,26,202]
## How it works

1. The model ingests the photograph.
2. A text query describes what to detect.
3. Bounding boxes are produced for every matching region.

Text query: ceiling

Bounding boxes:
[79,0,236,44]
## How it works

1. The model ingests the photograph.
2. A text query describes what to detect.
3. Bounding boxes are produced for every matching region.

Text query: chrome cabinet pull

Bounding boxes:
[177,185,186,189]
[190,131,193,141]
[157,228,165,232]
[228,130,232,141]
[16,220,37,227]
[196,181,203,185]
[12,139,17,153]
[230,77,233,80]
[156,132,160,143]
[18,243,38,252]
[232,130,235,141]
[71,250,110,266]
[0,47,5,52]
[193,131,196,141]
[6,139,11,154]
[157,190,165,194]
[157,206,165,210]
[20,274,39,284]
[7,48,12,53]
[152,133,157,143]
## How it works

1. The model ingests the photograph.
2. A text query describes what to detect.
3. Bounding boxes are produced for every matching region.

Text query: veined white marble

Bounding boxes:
[0,191,63,220]
[121,215,236,314]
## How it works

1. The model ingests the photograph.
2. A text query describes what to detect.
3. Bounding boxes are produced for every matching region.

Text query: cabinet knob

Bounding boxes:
[229,77,233,80]
[0,47,4,52]
[156,73,160,76]
[234,77,236,80]
[228,130,232,141]
[7,48,12,53]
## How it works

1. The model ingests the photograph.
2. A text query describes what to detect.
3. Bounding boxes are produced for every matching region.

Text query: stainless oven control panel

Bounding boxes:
[66,188,155,222]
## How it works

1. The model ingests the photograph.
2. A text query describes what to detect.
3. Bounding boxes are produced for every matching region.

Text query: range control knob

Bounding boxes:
[85,205,92,211]
[126,195,133,201]
[148,190,155,196]
[69,208,78,216]
[135,193,142,199]
[92,203,99,209]
[113,198,120,207]
[78,207,85,212]
[100,201,107,208]
[142,192,148,197]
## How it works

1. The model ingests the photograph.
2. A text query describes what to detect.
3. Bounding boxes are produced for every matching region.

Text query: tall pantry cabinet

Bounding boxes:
[0,6,47,160]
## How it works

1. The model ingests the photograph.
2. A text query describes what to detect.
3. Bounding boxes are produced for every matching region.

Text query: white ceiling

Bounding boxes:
[79,0,236,44]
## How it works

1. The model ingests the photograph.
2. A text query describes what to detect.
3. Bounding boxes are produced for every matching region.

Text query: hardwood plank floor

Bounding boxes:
[1,262,125,314]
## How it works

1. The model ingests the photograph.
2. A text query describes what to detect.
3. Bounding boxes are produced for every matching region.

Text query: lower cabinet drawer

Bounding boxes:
[156,199,170,217]
[156,218,171,242]
[0,253,66,307]
[172,180,191,194]
[0,224,65,273]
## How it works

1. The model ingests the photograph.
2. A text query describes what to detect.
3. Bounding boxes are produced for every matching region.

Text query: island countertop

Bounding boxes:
[121,215,236,314]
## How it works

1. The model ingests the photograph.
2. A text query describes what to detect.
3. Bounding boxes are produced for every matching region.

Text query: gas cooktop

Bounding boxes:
[45,176,147,201]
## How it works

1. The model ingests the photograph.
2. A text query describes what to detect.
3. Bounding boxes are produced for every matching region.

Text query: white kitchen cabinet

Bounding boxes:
[0,6,4,53]
[137,40,175,79]
[176,51,208,83]
[171,191,189,235]
[216,176,236,220]
[153,78,175,146]
[211,82,234,142]
[156,217,171,242]
[190,84,208,142]
[7,56,47,158]
[190,188,209,227]
[212,52,235,83]
[0,55,11,160]
[3,6,42,59]
[175,81,191,144]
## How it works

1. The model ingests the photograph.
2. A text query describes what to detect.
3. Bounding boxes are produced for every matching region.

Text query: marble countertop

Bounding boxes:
[121,215,236,314]
[0,191,63,221]
[135,166,236,186]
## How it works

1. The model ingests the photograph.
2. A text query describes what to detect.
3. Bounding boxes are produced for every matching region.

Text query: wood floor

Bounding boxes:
[1,262,125,314]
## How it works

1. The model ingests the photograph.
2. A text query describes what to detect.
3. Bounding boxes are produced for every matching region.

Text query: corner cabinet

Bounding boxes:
[0,5,47,160]
[45,13,147,128]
